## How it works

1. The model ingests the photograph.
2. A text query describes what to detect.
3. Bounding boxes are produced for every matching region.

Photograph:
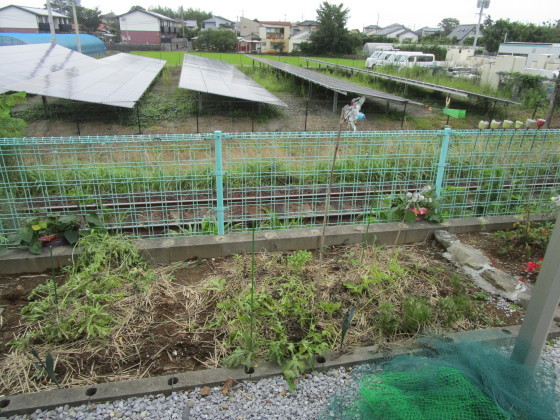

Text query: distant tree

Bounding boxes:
[46,0,71,15]
[128,5,146,12]
[438,18,460,36]
[76,6,101,33]
[271,41,285,53]
[149,6,178,19]
[194,28,237,52]
[310,2,359,55]
[183,8,213,29]
[481,18,560,52]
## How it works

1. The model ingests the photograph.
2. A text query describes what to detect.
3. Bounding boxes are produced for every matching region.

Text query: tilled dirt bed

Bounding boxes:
[0,231,529,396]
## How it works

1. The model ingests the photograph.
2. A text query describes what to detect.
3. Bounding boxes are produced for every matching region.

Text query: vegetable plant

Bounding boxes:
[388,184,443,224]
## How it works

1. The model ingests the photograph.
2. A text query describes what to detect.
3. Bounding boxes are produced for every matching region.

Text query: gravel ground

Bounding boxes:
[2,338,560,420]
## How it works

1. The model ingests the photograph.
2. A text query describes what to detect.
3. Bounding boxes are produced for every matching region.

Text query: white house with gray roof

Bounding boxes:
[0,5,71,33]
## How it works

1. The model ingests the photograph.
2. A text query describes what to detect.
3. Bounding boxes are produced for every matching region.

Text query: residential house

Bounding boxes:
[201,16,235,30]
[258,21,292,53]
[448,24,479,44]
[418,27,440,38]
[118,9,180,45]
[0,5,71,33]
[374,24,418,43]
[362,24,380,35]
[100,12,118,27]
[289,30,312,52]
[183,20,198,30]
[239,17,260,36]
[236,32,262,53]
[292,20,318,35]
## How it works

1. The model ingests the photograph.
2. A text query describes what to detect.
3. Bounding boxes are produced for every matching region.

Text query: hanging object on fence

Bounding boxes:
[442,97,466,120]
[424,98,466,122]
[490,119,501,129]
[341,96,366,131]
[502,120,513,129]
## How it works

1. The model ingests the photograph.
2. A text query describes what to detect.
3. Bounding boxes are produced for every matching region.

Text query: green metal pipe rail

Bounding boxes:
[0,128,559,242]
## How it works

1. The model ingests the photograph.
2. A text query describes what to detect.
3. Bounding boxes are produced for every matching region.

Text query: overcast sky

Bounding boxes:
[10,0,560,30]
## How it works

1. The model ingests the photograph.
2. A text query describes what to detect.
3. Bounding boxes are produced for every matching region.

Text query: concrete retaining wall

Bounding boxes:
[0,216,521,275]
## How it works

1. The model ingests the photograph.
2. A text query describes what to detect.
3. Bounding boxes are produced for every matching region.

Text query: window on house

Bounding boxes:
[266,28,284,39]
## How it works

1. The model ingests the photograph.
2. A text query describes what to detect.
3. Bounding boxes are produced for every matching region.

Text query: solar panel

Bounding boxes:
[9,53,166,108]
[248,55,414,104]
[179,54,287,107]
[304,58,520,105]
[0,43,96,94]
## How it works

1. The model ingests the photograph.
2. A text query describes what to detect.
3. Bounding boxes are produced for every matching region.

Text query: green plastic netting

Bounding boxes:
[353,366,508,419]
[320,335,559,420]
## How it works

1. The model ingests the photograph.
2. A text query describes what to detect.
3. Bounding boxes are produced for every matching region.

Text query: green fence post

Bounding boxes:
[213,130,226,235]
[435,127,452,197]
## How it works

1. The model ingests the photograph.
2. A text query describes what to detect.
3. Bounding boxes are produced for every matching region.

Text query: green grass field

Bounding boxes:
[131,51,360,68]
[130,51,504,98]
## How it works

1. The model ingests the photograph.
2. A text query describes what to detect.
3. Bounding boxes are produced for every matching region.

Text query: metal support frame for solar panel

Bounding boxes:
[0,44,96,94]
[304,58,520,106]
[248,55,422,107]
[179,54,287,107]
[8,53,166,108]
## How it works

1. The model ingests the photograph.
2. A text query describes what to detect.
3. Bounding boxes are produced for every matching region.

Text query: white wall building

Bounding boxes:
[0,5,70,33]
[119,9,179,45]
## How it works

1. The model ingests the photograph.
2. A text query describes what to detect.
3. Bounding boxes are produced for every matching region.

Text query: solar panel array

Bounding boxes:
[248,55,415,104]
[179,54,287,107]
[9,52,166,108]
[304,58,520,105]
[0,43,96,94]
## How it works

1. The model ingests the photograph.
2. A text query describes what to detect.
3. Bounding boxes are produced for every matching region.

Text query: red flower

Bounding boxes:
[526,261,541,272]
[538,258,544,261]
[542,231,548,236]
[518,278,526,282]
[410,207,429,215]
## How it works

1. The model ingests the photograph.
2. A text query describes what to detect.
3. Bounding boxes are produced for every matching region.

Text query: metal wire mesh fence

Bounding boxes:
[1,128,559,242]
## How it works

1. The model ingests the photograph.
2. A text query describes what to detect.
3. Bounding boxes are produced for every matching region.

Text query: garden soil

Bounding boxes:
[0,232,527,395]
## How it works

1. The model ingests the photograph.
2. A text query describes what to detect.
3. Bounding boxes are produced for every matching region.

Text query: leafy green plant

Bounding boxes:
[259,208,300,230]
[217,272,335,390]
[317,301,341,317]
[343,265,388,295]
[11,212,105,254]
[286,250,313,272]
[0,91,27,137]
[401,296,433,332]
[388,185,444,224]
[377,301,399,334]
[11,214,80,254]
[492,203,555,257]
[14,232,154,346]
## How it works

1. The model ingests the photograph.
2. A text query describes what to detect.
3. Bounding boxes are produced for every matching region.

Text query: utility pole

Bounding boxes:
[70,0,82,53]
[544,74,559,129]
[473,0,490,48]
[46,0,56,45]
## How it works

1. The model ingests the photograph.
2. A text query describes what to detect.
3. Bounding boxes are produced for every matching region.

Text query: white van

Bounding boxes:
[365,48,399,68]
[398,53,436,67]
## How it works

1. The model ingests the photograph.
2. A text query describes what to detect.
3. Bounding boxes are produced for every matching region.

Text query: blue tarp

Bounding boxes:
[0,33,106,57]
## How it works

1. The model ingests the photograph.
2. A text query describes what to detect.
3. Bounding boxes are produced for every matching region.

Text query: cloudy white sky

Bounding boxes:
[7,0,560,30]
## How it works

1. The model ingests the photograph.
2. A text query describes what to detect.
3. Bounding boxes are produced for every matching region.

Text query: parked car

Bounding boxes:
[365,49,399,68]
[395,53,437,67]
